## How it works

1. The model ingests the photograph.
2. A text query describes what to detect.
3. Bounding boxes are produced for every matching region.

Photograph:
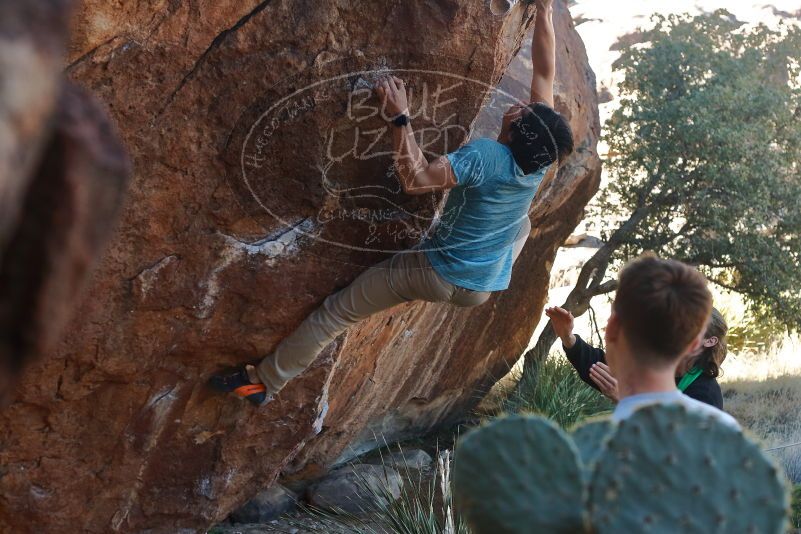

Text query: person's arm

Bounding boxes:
[545,306,618,402]
[375,76,457,195]
[546,306,607,391]
[564,335,606,390]
[546,306,577,349]
[530,0,555,107]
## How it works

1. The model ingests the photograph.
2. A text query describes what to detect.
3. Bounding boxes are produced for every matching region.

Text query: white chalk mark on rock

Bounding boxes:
[313,398,330,436]
[196,476,213,499]
[198,219,317,318]
[133,254,179,297]
[112,383,182,531]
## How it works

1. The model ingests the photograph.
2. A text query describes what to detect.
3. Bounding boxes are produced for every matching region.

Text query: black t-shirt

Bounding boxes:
[563,335,724,410]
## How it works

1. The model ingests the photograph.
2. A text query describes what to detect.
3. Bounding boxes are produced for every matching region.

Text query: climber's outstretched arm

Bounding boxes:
[530,0,555,107]
[375,76,457,196]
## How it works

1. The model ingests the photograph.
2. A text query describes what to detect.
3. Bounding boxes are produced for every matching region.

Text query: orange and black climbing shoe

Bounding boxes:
[209,367,271,406]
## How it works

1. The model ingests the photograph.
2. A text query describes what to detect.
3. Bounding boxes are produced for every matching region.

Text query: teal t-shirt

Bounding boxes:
[421,138,548,292]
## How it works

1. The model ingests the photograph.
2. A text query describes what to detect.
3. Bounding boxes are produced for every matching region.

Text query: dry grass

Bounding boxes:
[720,336,801,485]
[720,335,801,382]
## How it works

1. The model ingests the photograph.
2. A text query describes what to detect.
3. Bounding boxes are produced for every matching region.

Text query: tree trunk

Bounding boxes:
[521,321,559,372]
[519,273,613,381]
[517,203,653,386]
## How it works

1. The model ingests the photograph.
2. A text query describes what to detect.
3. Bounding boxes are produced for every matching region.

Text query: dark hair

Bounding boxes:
[508,102,574,174]
[613,254,713,367]
[693,307,729,378]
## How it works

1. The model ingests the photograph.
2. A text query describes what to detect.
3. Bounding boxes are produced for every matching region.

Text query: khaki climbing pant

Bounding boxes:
[256,217,532,395]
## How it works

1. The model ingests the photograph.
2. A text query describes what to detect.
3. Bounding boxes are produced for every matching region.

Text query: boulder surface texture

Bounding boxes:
[0,0,600,532]
[308,464,404,515]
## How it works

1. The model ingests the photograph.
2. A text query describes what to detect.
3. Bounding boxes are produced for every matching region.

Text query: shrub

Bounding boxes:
[499,354,612,428]
[288,449,469,534]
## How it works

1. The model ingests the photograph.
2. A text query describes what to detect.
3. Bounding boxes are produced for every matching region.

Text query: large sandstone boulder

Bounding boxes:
[285,0,602,481]
[0,1,600,532]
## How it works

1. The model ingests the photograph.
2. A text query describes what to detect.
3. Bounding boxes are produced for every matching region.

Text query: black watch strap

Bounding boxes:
[392,113,409,127]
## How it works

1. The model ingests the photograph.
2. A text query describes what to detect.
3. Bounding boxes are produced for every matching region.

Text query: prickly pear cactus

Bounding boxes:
[453,405,789,534]
[452,414,586,534]
[571,417,613,469]
[590,404,789,534]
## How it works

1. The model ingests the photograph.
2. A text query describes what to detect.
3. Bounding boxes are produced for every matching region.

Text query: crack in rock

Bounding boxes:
[157,0,275,117]
[313,368,334,436]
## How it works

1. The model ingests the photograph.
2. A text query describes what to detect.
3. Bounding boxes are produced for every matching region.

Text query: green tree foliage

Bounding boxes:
[601,10,801,328]
[521,11,801,376]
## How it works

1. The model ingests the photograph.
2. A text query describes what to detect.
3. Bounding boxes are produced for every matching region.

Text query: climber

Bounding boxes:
[568,254,739,427]
[549,305,730,409]
[210,0,574,405]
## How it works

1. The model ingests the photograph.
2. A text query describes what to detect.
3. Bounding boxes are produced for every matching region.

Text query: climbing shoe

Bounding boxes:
[209,366,272,406]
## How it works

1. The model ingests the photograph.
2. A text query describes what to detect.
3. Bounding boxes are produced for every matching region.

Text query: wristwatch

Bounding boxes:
[392,113,409,127]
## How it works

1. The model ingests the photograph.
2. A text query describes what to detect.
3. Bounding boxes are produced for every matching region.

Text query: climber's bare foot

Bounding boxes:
[209,366,272,406]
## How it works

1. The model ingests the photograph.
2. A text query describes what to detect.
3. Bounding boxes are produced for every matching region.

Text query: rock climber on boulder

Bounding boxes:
[211,0,574,405]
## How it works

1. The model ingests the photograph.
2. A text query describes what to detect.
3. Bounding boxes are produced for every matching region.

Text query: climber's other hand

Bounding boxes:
[375,75,409,121]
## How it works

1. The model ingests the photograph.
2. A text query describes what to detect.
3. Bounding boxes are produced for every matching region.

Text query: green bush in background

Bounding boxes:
[498,355,612,428]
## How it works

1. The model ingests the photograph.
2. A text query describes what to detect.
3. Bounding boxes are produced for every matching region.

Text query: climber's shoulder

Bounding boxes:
[447,137,509,165]
[444,138,513,188]
[460,137,505,152]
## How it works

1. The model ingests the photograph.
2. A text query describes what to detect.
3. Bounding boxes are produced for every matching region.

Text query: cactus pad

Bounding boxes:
[572,417,613,469]
[590,404,789,534]
[453,414,586,534]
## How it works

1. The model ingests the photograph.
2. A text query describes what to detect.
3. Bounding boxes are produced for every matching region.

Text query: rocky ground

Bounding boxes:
[213,447,448,534]
[214,517,385,534]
